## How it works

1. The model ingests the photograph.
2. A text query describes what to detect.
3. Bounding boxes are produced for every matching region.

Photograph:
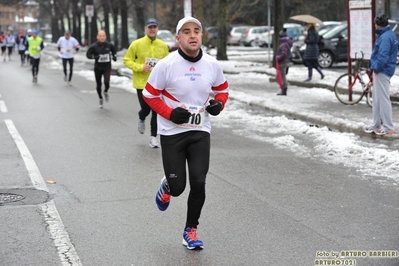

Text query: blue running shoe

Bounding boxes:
[182,227,204,250]
[155,176,170,211]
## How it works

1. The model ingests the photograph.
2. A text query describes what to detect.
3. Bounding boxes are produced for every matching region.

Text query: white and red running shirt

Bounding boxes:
[143,50,229,136]
[56,36,80,59]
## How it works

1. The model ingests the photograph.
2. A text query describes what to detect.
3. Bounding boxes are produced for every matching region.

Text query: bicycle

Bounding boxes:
[333,51,373,107]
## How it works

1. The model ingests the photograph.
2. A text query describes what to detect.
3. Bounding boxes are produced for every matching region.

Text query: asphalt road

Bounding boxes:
[1,53,399,266]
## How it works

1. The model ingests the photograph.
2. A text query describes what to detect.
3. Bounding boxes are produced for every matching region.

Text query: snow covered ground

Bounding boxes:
[42,45,399,183]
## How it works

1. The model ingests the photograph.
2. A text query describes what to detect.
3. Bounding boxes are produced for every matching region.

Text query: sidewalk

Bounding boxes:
[41,45,399,140]
[215,59,399,141]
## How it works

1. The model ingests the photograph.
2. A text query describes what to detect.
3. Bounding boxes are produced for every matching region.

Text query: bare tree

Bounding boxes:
[134,1,146,39]
[216,0,228,60]
[120,0,129,48]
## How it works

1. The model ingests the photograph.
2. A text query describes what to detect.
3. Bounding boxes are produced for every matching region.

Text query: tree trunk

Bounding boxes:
[216,0,228,60]
[110,3,119,49]
[72,0,82,44]
[101,0,110,40]
[135,5,145,39]
[120,0,129,49]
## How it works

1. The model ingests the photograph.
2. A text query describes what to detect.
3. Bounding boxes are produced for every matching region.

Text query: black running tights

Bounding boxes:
[161,131,210,229]
[19,51,25,63]
[136,89,157,137]
[62,58,74,81]
[31,58,40,77]
[94,67,111,99]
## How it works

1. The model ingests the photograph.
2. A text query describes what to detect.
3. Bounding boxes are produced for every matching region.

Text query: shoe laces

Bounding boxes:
[186,228,199,240]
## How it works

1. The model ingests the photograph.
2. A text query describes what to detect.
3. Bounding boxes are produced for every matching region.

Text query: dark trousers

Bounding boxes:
[306,59,319,72]
[7,47,13,56]
[94,67,111,99]
[31,58,40,76]
[161,131,210,229]
[18,50,25,63]
[136,89,157,137]
[62,58,74,81]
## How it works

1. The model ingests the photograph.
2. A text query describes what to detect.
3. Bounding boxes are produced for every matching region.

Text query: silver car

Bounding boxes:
[227,25,249,46]
[240,26,271,47]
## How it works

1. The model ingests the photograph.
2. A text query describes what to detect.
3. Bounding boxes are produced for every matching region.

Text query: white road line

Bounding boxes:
[0,100,8,113]
[5,120,82,266]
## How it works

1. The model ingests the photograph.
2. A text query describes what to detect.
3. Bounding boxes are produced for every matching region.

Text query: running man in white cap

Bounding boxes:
[143,16,229,250]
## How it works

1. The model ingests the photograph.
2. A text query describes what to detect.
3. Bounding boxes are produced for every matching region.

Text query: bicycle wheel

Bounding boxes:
[334,73,364,105]
[366,83,373,107]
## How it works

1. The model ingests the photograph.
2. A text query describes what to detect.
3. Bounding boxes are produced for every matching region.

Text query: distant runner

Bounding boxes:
[57,30,80,86]
[26,30,44,83]
[86,30,117,108]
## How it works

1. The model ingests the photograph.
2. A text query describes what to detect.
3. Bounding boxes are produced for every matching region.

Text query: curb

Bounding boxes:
[267,76,399,140]
[268,76,399,102]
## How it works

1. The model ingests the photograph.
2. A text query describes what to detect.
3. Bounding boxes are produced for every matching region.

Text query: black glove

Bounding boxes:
[170,107,191,124]
[93,55,99,60]
[112,55,117,62]
[206,100,223,116]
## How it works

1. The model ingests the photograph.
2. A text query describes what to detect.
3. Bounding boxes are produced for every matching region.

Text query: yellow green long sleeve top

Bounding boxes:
[123,35,169,89]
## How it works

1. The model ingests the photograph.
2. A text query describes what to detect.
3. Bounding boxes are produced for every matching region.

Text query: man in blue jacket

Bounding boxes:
[365,13,398,135]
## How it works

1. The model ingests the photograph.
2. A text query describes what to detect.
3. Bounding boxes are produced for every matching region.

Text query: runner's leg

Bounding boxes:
[68,58,74,82]
[94,68,103,99]
[185,131,210,229]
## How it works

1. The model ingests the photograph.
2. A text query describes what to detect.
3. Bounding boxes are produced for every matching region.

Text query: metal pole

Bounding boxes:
[267,0,271,62]
[89,21,91,45]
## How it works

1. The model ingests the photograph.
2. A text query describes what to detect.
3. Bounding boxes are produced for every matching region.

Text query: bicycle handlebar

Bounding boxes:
[354,51,364,61]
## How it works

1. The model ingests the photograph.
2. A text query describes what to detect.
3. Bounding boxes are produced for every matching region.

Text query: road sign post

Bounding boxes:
[85,5,94,45]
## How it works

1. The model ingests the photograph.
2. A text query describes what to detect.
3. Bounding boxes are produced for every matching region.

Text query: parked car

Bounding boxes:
[291,23,347,68]
[240,26,272,47]
[292,19,399,68]
[228,25,250,45]
[157,30,179,52]
[259,23,303,47]
[204,26,218,48]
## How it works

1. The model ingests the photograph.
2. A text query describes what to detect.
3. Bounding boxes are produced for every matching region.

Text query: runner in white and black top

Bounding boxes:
[0,31,6,62]
[57,30,80,85]
[16,30,27,66]
[86,30,117,108]
[5,31,16,61]
[143,16,229,250]
[24,29,32,65]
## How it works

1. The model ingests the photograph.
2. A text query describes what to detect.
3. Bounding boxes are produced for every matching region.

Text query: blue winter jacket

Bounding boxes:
[370,25,398,77]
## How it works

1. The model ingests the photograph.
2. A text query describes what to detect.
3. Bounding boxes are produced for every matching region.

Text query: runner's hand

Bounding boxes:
[170,107,191,124]
[112,55,117,61]
[206,100,222,116]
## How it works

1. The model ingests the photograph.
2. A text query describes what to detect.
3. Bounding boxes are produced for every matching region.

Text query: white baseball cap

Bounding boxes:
[176,16,202,34]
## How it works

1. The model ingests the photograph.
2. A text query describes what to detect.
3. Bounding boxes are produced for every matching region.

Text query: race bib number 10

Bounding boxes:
[177,103,205,129]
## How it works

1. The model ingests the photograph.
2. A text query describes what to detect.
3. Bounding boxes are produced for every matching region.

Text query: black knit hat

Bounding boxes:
[374,13,389,27]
